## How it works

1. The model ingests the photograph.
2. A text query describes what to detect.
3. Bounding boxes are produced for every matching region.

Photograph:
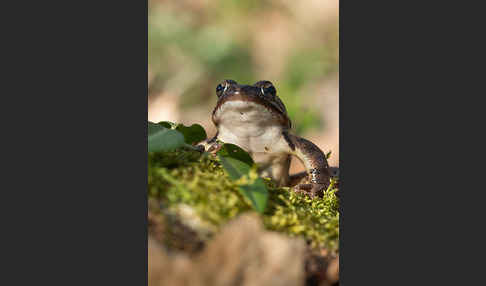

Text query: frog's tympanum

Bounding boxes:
[199,79,332,197]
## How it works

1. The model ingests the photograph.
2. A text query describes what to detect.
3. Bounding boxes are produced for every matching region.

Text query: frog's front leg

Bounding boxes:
[283,132,331,198]
[196,133,223,153]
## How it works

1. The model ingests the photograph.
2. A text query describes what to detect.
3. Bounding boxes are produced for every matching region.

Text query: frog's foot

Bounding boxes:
[329,167,340,178]
[194,144,206,153]
[288,171,308,187]
[195,140,223,155]
[207,142,223,154]
[293,183,327,198]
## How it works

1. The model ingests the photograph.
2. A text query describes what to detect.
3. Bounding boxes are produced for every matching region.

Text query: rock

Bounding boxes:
[148,213,307,286]
[303,248,339,286]
[326,255,339,284]
[148,202,207,255]
[148,237,194,286]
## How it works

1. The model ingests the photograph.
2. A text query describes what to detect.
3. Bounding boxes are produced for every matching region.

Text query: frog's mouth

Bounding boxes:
[212,87,291,128]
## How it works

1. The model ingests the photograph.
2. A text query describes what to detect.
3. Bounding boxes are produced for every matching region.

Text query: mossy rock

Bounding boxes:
[148,149,339,252]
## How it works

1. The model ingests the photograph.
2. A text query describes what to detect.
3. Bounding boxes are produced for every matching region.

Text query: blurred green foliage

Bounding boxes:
[149,0,338,135]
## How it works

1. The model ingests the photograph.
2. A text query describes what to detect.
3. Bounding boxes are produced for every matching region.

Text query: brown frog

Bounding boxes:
[199,79,333,197]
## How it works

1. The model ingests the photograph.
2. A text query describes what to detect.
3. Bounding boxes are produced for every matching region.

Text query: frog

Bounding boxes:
[198,79,333,197]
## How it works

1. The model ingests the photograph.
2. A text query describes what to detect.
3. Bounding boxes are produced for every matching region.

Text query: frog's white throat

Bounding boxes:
[215,100,286,153]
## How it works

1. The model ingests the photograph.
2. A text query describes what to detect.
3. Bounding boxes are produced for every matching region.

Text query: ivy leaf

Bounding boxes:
[175,123,207,144]
[218,155,268,213]
[237,179,268,213]
[217,143,254,166]
[218,155,251,180]
[148,121,165,135]
[155,121,207,145]
[148,122,185,152]
[156,121,173,129]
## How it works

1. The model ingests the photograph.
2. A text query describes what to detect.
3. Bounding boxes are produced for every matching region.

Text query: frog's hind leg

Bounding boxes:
[289,168,339,195]
[288,171,308,187]
[283,132,331,198]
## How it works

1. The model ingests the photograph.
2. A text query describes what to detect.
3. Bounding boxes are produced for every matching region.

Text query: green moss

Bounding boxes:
[148,149,339,251]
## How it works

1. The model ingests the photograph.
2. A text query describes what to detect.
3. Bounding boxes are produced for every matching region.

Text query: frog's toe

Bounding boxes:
[207,142,223,154]
[194,144,206,153]
[293,183,326,198]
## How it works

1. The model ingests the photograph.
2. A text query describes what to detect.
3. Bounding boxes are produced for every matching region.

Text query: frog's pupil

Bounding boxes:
[264,86,275,95]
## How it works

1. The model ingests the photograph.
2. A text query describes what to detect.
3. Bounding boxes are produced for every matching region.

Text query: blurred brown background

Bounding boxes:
[148,0,339,169]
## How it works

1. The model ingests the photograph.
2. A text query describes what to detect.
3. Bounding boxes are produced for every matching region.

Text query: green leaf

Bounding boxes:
[218,155,268,213]
[156,121,173,129]
[326,151,332,159]
[218,155,251,180]
[153,121,207,145]
[238,179,268,213]
[175,123,207,144]
[217,143,254,166]
[148,121,164,135]
[148,122,185,152]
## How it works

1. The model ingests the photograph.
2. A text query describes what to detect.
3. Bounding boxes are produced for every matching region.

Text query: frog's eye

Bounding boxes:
[263,85,276,95]
[216,83,225,97]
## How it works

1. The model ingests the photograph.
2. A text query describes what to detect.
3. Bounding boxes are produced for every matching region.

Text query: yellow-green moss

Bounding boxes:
[148,150,339,251]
